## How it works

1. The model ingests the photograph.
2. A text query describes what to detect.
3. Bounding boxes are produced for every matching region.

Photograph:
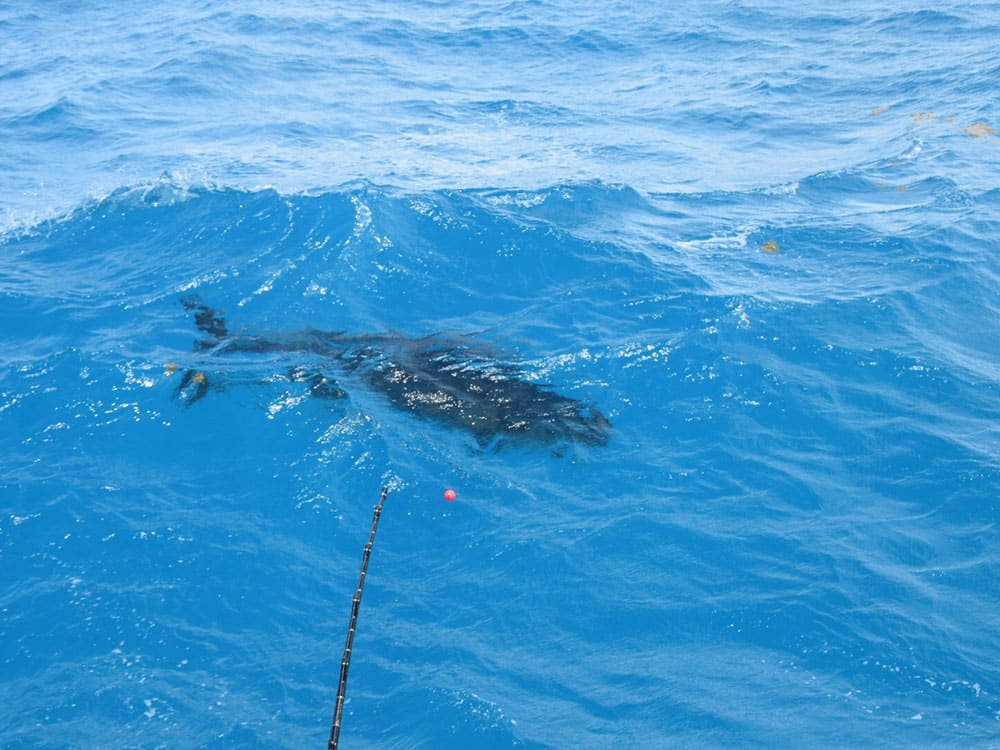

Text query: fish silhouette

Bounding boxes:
[175,295,610,449]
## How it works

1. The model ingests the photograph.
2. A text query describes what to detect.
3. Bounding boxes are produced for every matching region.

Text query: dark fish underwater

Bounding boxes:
[174,295,611,449]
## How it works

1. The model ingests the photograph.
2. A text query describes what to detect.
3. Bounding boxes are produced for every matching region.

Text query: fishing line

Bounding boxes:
[328,485,389,750]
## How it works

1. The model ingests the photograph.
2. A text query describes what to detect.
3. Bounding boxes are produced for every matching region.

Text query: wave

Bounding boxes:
[3,174,996,463]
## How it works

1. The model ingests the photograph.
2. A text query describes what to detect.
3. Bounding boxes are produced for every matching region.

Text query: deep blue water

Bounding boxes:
[2,2,1000,748]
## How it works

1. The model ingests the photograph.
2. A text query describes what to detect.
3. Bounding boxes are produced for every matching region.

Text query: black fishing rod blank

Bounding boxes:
[328,485,389,750]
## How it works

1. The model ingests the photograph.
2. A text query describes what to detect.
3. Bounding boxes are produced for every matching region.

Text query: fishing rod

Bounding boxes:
[328,485,389,750]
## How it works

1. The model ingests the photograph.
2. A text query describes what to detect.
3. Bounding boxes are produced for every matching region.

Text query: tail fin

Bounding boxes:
[172,369,209,405]
[181,294,228,346]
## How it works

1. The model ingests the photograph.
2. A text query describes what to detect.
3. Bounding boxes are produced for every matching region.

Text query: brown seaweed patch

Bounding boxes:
[870,106,889,116]
[910,112,937,123]
[964,121,996,138]
[762,241,780,254]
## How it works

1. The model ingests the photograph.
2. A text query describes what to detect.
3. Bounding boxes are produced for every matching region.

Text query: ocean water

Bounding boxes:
[2,2,999,748]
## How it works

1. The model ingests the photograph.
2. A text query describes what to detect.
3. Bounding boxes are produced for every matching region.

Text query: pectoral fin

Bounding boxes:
[288,366,348,400]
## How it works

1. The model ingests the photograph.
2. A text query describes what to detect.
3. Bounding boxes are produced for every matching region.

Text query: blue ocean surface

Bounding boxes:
[2,2,999,748]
